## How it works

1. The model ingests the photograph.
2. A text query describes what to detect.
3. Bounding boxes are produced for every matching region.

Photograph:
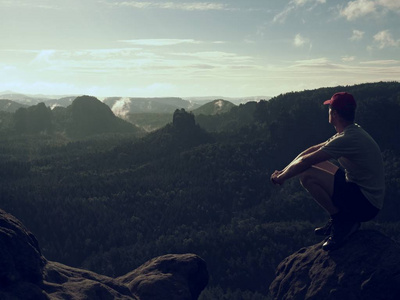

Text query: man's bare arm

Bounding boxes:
[271,148,332,185]
[278,141,327,174]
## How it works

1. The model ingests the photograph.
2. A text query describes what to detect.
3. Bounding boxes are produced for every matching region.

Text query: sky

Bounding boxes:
[0,0,399,98]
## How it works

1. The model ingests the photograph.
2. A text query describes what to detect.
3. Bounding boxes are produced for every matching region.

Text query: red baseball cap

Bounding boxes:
[323,92,356,110]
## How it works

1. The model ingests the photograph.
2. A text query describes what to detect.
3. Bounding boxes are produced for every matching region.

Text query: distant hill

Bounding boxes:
[0,93,50,106]
[44,96,77,109]
[6,95,144,138]
[64,96,143,138]
[125,113,173,133]
[103,97,200,116]
[123,99,236,133]
[0,99,27,112]
[12,102,52,134]
[194,101,258,133]
[184,95,271,105]
[192,99,236,116]
[0,92,78,108]
[123,99,251,133]
[0,92,265,111]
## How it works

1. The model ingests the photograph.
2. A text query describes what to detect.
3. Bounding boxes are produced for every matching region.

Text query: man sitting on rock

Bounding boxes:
[270,92,385,250]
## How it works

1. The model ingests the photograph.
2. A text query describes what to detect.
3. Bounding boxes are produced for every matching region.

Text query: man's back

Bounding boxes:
[321,124,385,209]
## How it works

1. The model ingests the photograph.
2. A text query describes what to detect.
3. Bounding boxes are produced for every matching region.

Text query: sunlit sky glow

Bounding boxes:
[1,0,399,98]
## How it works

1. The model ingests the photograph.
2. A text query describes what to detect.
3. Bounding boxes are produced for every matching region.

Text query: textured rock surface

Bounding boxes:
[0,210,208,300]
[118,254,209,300]
[0,210,46,299]
[269,230,400,300]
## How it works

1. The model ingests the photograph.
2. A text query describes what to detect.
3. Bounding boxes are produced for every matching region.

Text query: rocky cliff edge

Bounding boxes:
[269,229,400,300]
[0,209,208,300]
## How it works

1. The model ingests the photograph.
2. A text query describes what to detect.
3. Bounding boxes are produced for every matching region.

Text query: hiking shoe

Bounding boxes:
[314,219,333,236]
[322,221,360,251]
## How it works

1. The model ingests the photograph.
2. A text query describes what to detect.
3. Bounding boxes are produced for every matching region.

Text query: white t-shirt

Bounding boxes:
[321,124,385,209]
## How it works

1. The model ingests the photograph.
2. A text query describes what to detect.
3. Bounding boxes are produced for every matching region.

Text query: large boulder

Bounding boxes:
[117,254,209,300]
[269,230,400,300]
[0,210,46,299]
[0,210,208,299]
[42,261,136,300]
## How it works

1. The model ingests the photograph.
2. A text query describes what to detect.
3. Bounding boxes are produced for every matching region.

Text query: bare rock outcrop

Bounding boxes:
[269,230,400,300]
[118,254,208,300]
[0,209,208,299]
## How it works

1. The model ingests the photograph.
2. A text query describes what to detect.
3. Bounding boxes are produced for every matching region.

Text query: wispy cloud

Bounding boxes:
[340,0,376,20]
[340,0,400,21]
[16,48,158,74]
[109,1,231,11]
[291,57,341,70]
[273,0,325,23]
[293,0,326,4]
[293,34,308,47]
[273,6,295,23]
[373,30,400,49]
[360,59,400,65]
[10,46,256,80]
[27,48,148,63]
[0,0,60,9]
[378,0,400,11]
[350,30,365,41]
[287,58,400,81]
[342,56,356,62]
[119,39,202,46]
[29,49,57,65]
[171,51,254,64]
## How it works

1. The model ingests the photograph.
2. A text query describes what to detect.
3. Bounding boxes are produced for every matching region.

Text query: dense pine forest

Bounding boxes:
[1,82,400,299]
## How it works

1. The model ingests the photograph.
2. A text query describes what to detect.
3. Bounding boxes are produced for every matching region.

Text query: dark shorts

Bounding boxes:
[332,169,379,222]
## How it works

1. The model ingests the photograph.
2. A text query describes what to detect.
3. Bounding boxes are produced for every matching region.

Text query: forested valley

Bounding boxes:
[1,81,400,299]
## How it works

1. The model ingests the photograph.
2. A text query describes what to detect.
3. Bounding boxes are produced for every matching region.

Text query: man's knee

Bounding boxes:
[299,167,326,189]
[299,166,335,197]
[299,169,314,189]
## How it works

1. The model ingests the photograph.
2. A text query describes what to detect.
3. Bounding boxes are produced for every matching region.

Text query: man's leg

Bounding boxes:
[300,163,360,250]
[313,161,339,175]
[299,163,339,215]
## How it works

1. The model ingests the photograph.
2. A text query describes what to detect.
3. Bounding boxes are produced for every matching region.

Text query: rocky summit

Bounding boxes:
[269,229,400,300]
[0,209,208,300]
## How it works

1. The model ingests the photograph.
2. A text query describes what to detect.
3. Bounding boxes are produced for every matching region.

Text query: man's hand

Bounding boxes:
[270,170,285,185]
